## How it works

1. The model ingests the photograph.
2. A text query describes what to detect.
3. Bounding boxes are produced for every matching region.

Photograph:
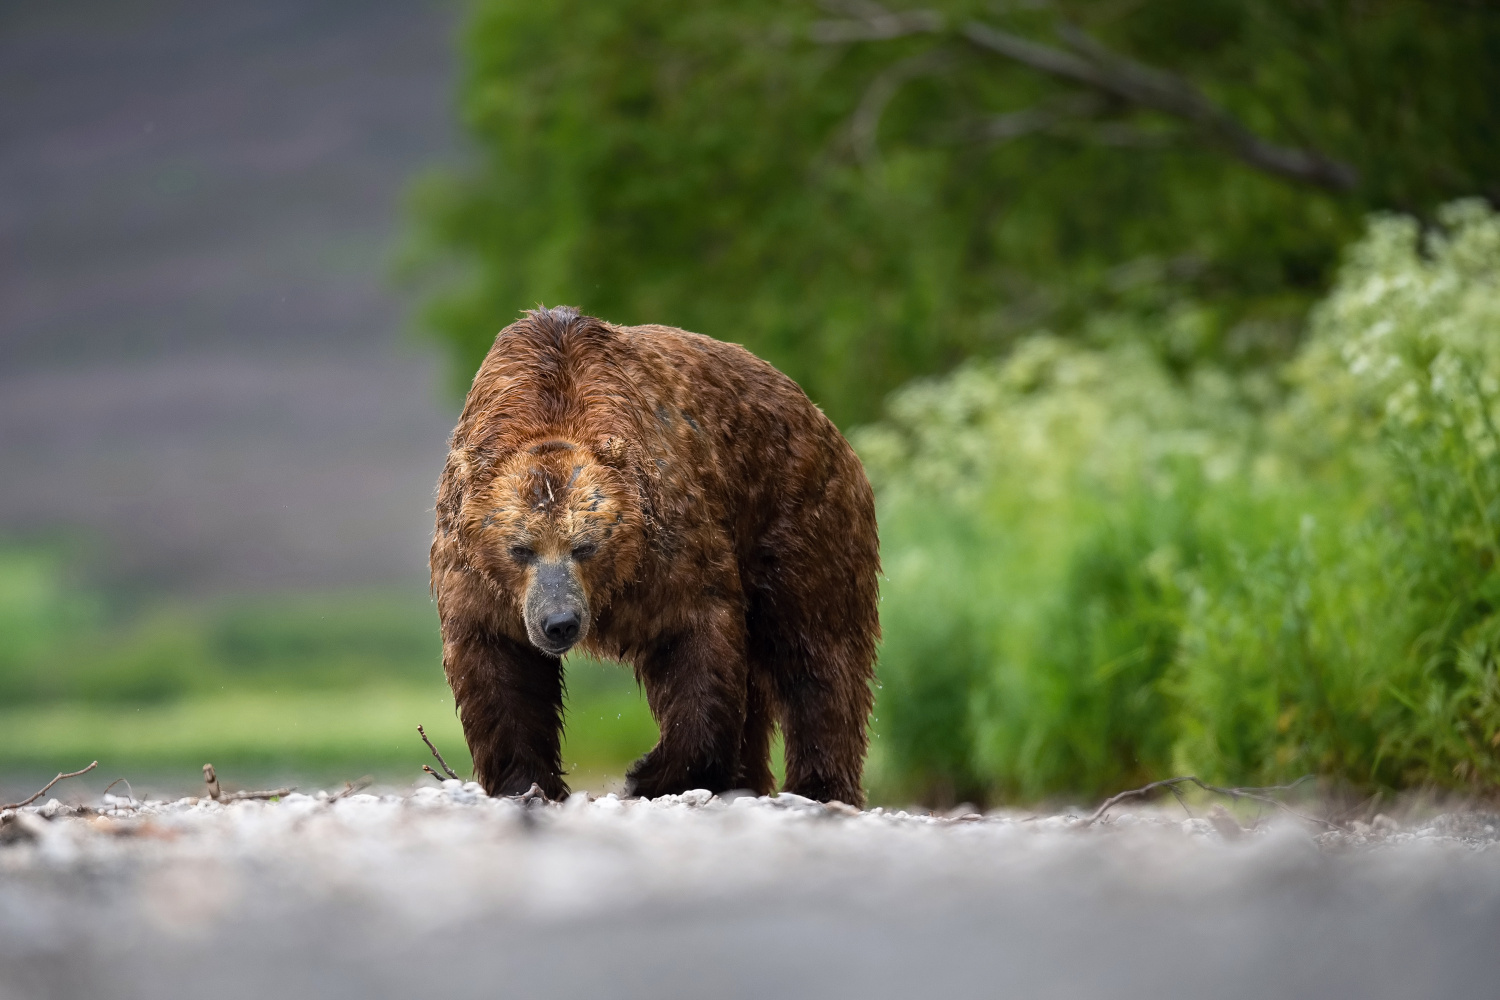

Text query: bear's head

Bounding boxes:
[459,436,642,656]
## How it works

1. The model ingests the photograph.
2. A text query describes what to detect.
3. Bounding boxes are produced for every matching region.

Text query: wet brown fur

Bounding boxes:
[431,307,880,804]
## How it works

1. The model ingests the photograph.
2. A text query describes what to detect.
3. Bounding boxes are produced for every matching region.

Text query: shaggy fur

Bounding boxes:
[431,307,880,804]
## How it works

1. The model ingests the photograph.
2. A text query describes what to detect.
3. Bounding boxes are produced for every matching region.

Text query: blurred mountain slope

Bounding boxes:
[0,0,462,594]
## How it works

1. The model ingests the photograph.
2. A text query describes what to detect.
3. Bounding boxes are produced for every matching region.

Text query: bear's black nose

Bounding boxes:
[543,610,580,646]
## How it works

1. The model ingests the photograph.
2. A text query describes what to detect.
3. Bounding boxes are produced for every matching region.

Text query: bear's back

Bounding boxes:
[460,309,827,459]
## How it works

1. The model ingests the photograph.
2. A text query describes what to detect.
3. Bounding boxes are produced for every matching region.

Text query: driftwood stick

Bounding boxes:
[1080,774,1333,829]
[328,776,372,802]
[1,761,98,811]
[203,763,291,802]
[418,725,461,781]
[220,787,294,802]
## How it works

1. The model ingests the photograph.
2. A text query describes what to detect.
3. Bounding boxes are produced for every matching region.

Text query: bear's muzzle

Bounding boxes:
[524,559,590,656]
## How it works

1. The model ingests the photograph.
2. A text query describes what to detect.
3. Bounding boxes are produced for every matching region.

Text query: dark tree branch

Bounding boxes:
[1,761,98,811]
[1048,23,1358,190]
[812,0,942,43]
[967,100,1176,149]
[975,105,1071,143]
[813,1,1359,192]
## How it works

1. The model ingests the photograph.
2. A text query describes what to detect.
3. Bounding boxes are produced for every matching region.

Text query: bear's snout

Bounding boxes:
[524,559,590,656]
[543,610,580,646]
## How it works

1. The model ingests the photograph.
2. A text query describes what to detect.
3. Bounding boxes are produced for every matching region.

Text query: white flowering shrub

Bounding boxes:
[862,201,1500,803]
[1179,200,1500,789]
[857,336,1259,802]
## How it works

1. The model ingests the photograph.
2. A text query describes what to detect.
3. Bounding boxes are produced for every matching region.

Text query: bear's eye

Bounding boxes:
[571,542,598,561]
[508,545,535,564]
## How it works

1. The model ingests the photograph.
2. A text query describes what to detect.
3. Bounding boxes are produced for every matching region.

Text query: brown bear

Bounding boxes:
[430,306,880,804]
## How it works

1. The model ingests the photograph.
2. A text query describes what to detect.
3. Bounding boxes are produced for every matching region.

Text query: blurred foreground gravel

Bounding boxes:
[3,784,1499,999]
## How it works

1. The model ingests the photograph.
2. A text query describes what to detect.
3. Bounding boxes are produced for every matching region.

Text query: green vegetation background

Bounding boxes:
[5,0,1499,805]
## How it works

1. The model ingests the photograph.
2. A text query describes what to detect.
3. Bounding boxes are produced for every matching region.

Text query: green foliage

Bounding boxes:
[858,335,1259,801]
[412,0,1499,423]
[0,563,657,785]
[1179,200,1500,790]
[0,548,96,696]
[0,583,446,705]
[863,202,1500,803]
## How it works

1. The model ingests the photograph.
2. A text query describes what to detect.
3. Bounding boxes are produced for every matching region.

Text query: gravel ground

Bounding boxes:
[2,784,1498,1000]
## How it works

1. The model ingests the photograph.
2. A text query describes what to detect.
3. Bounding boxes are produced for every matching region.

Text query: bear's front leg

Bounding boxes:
[626,615,748,798]
[442,622,569,799]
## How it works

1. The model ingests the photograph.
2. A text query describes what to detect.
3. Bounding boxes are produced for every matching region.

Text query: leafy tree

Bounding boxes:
[413,0,1499,424]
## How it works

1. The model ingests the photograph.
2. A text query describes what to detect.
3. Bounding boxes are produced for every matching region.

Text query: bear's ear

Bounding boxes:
[592,435,630,469]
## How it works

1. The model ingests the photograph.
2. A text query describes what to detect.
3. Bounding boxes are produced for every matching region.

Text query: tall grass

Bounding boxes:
[861,201,1500,805]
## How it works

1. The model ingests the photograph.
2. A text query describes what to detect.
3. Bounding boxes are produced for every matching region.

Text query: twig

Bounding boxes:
[1079,774,1335,829]
[418,725,461,780]
[1,761,98,811]
[220,787,294,802]
[202,763,291,802]
[811,0,942,43]
[101,777,136,802]
[328,776,373,802]
[422,764,448,784]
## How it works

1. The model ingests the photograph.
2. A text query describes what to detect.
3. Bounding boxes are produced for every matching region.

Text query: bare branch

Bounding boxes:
[328,776,373,802]
[975,106,1064,143]
[961,20,1100,82]
[422,764,448,784]
[418,724,461,781]
[968,97,1171,148]
[1,761,98,811]
[1079,774,1335,830]
[202,763,291,802]
[812,0,942,43]
[220,787,294,802]
[962,19,1357,191]
[814,4,1358,191]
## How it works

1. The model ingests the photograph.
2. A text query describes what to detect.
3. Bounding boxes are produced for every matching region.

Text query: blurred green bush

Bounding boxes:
[0,564,657,785]
[861,202,1500,804]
